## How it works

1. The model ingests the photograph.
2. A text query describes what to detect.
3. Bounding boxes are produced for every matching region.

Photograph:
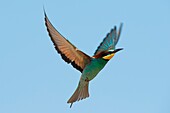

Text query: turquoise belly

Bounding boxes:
[81,58,108,81]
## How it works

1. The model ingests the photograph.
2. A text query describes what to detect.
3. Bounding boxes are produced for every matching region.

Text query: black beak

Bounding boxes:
[113,48,123,53]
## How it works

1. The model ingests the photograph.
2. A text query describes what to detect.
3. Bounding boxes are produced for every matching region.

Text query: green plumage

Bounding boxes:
[82,58,108,81]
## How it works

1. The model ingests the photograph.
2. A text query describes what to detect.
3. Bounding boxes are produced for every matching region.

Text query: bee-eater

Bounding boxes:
[44,11,123,108]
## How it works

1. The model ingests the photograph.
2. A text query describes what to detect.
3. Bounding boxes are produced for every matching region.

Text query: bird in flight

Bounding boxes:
[44,11,123,108]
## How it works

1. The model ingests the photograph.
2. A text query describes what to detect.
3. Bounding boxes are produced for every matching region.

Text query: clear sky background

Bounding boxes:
[0,0,170,113]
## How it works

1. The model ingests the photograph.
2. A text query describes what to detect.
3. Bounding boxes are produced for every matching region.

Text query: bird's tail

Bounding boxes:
[67,80,89,108]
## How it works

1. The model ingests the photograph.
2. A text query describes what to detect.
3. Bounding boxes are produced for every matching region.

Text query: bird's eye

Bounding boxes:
[102,52,109,57]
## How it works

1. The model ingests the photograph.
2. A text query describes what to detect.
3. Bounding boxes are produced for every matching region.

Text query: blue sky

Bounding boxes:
[0,0,170,113]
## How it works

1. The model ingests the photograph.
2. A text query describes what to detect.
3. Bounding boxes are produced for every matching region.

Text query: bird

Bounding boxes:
[44,11,123,108]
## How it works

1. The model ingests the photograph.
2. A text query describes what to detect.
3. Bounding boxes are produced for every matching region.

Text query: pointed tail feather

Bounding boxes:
[67,81,89,108]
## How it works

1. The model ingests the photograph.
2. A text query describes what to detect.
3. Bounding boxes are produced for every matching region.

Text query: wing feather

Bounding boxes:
[44,12,91,72]
[94,23,123,56]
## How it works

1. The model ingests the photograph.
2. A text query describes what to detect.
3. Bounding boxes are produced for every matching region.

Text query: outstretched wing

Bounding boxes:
[94,23,123,56]
[44,12,91,73]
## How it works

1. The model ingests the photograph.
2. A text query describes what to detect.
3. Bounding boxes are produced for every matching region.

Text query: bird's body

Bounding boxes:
[82,58,107,81]
[67,58,108,107]
[44,10,123,107]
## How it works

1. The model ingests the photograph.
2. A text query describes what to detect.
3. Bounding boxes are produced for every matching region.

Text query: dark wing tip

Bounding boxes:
[43,5,47,16]
[115,22,123,45]
[118,23,123,38]
[44,8,49,30]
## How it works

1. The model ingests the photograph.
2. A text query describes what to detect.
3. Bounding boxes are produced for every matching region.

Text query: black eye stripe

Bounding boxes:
[109,51,113,54]
[102,52,111,57]
[103,53,108,56]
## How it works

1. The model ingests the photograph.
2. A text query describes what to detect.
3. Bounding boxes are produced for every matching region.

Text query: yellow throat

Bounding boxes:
[102,53,115,60]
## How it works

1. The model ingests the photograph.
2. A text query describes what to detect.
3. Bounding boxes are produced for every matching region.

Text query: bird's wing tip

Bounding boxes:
[43,6,47,17]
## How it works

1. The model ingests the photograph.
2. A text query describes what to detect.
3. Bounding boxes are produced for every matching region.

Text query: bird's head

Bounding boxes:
[93,48,123,60]
[103,48,123,60]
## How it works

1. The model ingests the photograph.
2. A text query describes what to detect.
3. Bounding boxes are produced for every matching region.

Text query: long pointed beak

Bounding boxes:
[113,48,123,53]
